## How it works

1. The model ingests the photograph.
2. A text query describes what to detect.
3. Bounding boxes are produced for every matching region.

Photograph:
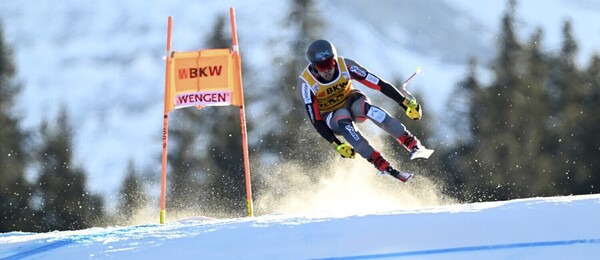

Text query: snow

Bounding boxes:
[1,194,599,259]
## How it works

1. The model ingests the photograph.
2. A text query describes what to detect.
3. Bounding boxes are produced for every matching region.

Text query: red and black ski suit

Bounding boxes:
[297,56,418,160]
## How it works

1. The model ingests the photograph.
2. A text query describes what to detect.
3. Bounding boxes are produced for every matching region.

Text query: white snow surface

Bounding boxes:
[1,194,599,259]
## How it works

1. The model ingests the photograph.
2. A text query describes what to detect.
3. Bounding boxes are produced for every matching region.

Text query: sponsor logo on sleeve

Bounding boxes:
[367,106,387,123]
[366,73,380,85]
[307,104,315,121]
[344,125,361,141]
[349,65,367,78]
[302,82,312,104]
[312,84,319,93]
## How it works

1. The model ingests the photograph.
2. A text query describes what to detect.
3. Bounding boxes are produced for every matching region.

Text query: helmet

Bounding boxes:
[306,39,337,64]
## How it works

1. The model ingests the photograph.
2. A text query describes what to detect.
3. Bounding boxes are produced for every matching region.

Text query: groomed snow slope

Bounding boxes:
[1,194,599,259]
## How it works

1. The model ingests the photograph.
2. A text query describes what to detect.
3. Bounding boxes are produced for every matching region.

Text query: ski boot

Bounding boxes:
[368,151,413,182]
[398,132,434,160]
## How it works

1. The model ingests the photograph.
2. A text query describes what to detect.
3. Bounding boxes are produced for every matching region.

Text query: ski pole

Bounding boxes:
[400,67,421,101]
[403,66,421,89]
[400,67,421,117]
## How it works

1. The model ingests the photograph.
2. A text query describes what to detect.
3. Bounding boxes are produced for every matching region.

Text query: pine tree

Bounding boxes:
[446,0,557,200]
[167,107,210,214]
[442,58,488,201]
[260,0,330,172]
[563,20,588,188]
[116,159,147,224]
[517,28,556,196]
[551,20,594,194]
[578,54,600,194]
[0,22,34,232]
[201,14,250,217]
[473,0,525,200]
[443,4,597,200]
[445,58,484,145]
[33,107,105,231]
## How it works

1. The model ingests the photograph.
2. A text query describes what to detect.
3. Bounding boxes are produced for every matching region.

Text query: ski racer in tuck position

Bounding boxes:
[297,39,434,182]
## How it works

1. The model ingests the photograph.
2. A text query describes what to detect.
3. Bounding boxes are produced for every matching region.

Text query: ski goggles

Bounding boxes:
[314,58,336,71]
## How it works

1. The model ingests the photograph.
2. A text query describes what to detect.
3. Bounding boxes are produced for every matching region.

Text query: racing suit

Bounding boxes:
[297,56,418,160]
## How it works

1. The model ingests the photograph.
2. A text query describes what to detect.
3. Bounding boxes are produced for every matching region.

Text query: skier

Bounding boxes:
[297,39,433,182]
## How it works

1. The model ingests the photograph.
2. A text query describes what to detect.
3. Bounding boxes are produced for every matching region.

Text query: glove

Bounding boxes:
[331,141,355,159]
[402,98,422,120]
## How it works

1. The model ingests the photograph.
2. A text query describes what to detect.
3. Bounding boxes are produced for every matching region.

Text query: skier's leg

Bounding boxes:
[328,102,412,182]
[327,108,374,159]
[350,94,422,152]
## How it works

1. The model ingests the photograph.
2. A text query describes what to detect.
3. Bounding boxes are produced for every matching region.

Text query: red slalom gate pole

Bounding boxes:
[159,16,172,224]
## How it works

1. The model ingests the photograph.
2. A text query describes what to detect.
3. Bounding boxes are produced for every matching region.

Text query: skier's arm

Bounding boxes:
[345,58,421,120]
[298,78,354,158]
[298,78,337,143]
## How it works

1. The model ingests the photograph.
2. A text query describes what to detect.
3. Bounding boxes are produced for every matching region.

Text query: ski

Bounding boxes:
[376,170,413,183]
[410,147,434,160]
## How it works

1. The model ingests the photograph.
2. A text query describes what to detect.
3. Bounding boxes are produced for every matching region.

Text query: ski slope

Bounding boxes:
[2,194,599,259]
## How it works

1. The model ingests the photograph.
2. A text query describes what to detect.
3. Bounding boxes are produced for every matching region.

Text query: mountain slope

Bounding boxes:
[1,194,599,259]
